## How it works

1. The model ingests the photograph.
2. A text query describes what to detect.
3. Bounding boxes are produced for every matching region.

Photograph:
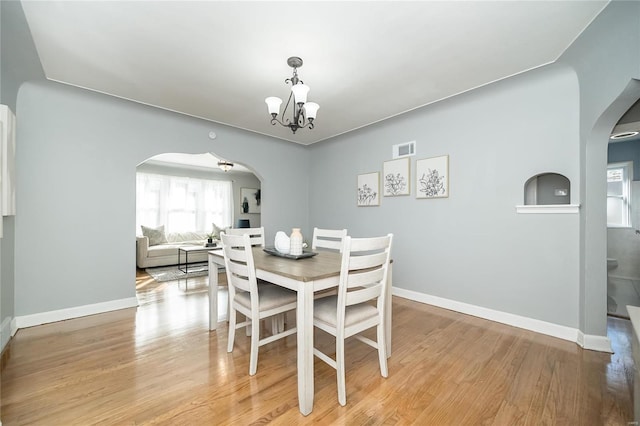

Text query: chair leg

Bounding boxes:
[336,335,347,406]
[377,322,388,377]
[271,314,285,334]
[249,316,260,376]
[245,314,252,336]
[227,307,236,353]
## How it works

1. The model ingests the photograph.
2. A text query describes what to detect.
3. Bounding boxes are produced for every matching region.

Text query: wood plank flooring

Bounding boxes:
[0,271,634,425]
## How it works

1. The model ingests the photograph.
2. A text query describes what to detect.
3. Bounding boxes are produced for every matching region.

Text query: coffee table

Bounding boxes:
[178,246,214,273]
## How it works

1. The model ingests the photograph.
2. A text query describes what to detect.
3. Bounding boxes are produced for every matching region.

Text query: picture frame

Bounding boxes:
[383,157,410,196]
[416,155,449,199]
[357,172,380,206]
[240,187,261,213]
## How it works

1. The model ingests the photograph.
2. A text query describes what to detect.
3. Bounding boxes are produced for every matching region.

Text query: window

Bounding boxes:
[607,161,633,227]
[136,172,232,234]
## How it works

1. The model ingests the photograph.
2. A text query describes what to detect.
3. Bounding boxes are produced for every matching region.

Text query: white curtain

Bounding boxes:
[136,172,232,234]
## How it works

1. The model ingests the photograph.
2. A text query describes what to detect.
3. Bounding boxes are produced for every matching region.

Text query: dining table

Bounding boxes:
[208,246,393,416]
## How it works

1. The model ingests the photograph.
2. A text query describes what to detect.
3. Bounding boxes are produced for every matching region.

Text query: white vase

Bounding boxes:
[290,228,303,256]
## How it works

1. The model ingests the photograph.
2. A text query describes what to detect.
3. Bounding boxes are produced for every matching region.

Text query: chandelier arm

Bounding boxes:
[269,115,288,127]
[282,91,295,124]
[269,115,310,130]
[301,120,313,130]
[297,107,307,127]
[270,117,313,133]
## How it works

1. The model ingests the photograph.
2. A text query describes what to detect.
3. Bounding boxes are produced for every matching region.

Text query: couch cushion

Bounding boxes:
[147,243,209,258]
[148,244,183,258]
[166,231,208,243]
[141,225,168,246]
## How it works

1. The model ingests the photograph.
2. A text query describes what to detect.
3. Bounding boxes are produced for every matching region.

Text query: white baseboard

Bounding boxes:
[15,297,139,329]
[577,331,613,353]
[393,287,612,353]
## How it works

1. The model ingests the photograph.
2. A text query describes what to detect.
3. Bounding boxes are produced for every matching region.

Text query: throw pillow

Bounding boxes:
[141,225,168,246]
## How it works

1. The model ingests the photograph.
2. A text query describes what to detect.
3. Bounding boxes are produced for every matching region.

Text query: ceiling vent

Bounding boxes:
[392,141,416,159]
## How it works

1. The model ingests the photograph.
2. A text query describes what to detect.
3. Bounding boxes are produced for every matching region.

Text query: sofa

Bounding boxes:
[136,230,214,269]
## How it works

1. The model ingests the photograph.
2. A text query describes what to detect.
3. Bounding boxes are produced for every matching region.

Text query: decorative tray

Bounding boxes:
[263,247,318,260]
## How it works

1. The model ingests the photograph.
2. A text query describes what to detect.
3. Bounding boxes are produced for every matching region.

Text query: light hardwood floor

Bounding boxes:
[1,271,634,425]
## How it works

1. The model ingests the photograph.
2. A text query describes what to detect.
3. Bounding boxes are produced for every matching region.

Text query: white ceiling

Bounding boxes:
[21,1,608,145]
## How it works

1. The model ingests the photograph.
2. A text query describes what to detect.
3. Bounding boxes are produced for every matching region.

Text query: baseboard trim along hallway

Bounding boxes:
[393,287,613,353]
[11,290,612,353]
[15,297,139,329]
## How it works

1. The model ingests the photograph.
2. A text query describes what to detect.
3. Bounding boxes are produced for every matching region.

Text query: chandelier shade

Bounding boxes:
[265,56,319,134]
[304,102,319,120]
[265,97,283,115]
[291,83,310,104]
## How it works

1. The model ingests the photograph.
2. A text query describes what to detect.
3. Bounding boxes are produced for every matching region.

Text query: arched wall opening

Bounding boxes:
[582,79,640,343]
[524,173,571,205]
[134,151,263,271]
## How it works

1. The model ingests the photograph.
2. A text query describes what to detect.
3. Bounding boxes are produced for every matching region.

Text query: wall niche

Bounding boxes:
[517,172,579,214]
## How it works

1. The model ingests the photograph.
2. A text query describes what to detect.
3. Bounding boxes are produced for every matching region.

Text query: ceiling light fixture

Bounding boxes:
[610,131,639,140]
[218,161,234,172]
[265,56,319,134]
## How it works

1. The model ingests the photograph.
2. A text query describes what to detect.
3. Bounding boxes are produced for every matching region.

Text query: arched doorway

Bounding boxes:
[582,79,640,349]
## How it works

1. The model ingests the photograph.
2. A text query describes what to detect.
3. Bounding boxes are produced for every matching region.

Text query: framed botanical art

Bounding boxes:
[240,187,261,213]
[357,172,380,206]
[383,158,410,196]
[416,155,449,199]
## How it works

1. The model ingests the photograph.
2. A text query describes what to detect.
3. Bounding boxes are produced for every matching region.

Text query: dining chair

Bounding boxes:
[224,226,265,247]
[224,226,288,332]
[221,232,297,376]
[311,227,348,252]
[311,228,348,301]
[313,233,393,406]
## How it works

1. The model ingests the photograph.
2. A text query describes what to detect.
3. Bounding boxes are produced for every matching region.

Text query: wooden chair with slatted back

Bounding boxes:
[311,227,347,252]
[224,226,265,247]
[311,228,348,300]
[221,232,297,376]
[312,233,393,406]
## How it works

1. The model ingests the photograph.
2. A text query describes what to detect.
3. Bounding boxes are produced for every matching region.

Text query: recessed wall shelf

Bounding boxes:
[515,204,581,214]
[522,172,574,214]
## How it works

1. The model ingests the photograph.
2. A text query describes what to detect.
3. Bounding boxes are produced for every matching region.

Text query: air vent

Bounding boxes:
[392,141,416,159]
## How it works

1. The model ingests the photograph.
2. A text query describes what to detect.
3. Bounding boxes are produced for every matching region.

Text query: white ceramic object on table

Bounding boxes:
[290,228,303,256]
[274,231,290,254]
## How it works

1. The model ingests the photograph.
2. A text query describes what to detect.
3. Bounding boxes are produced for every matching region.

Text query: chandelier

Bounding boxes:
[217,161,234,172]
[265,57,319,134]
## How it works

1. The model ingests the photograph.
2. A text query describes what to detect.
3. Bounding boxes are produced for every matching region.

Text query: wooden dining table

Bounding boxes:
[208,247,392,416]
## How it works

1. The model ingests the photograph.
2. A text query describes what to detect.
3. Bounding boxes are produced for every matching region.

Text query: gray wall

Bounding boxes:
[15,80,309,316]
[558,0,640,336]
[536,174,571,205]
[0,0,46,339]
[609,140,640,180]
[309,65,582,327]
[137,161,262,229]
[0,0,45,111]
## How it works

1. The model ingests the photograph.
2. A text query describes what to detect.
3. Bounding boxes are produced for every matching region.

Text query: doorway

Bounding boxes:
[134,152,260,311]
[607,104,640,318]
